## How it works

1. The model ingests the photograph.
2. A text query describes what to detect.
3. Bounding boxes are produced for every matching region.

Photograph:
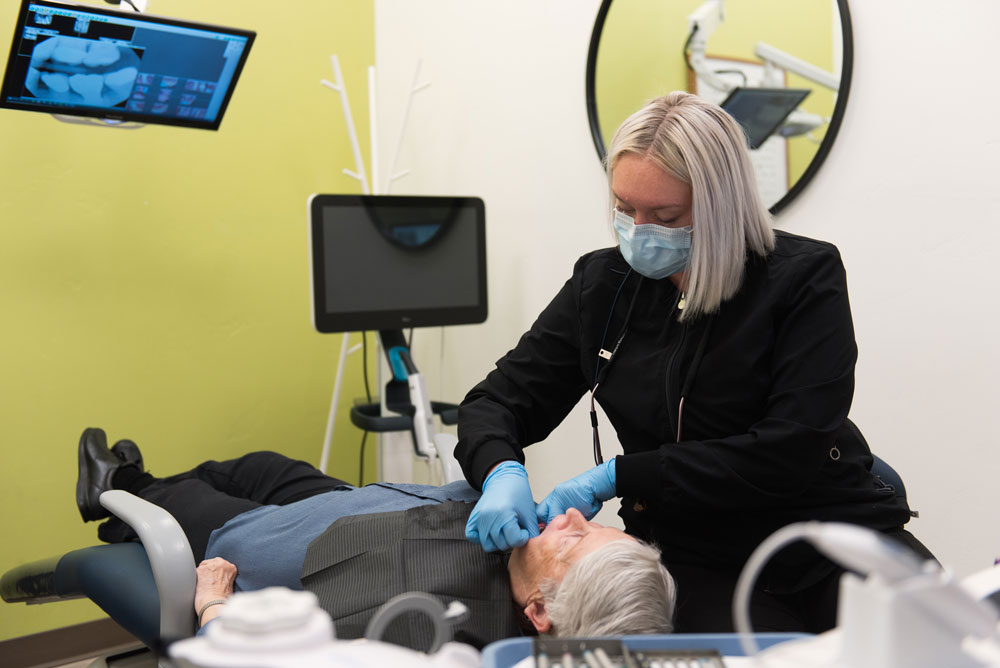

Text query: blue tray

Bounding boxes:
[482,633,808,668]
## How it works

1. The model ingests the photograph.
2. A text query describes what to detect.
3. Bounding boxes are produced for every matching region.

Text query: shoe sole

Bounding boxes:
[111,439,144,472]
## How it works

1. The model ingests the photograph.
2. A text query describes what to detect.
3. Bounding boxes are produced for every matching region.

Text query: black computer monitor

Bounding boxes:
[308,194,488,334]
[720,87,810,149]
[0,0,254,130]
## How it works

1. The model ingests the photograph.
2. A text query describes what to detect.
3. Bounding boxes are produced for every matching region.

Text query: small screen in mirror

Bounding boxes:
[720,87,810,150]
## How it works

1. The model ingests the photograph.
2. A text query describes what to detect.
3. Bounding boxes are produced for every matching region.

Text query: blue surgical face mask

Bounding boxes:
[612,209,692,280]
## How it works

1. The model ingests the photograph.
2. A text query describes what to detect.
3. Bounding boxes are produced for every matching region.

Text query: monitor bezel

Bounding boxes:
[0,0,256,131]
[308,194,489,334]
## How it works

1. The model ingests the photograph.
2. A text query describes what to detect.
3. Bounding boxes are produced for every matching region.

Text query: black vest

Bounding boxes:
[301,501,523,650]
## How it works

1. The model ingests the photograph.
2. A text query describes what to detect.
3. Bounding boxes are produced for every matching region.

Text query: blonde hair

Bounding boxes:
[539,539,676,637]
[606,91,775,320]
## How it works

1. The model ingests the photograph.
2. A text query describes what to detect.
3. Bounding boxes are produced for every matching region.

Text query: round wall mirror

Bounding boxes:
[586,0,853,214]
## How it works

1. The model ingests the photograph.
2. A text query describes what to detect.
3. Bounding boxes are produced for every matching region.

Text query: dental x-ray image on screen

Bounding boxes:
[0,0,255,130]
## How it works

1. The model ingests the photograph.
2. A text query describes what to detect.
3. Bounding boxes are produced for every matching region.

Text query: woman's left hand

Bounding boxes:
[536,459,617,525]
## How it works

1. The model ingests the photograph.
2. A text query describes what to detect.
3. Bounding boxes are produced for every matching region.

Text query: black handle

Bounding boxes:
[348,401,460,432]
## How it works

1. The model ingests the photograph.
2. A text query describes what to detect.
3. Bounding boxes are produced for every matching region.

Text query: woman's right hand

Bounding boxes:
[464,460,540,552]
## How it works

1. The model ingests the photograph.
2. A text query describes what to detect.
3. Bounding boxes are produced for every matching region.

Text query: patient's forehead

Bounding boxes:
[513,510,630,576]
[563,528,632,565]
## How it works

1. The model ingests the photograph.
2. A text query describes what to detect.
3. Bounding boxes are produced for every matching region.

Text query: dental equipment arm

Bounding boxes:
[755,42,840,91]
[755,41,839,137]
[686,0,731,95]
[687,0,840,141]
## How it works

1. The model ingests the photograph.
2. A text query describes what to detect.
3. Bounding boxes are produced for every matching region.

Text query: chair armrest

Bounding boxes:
[100,490,197,641]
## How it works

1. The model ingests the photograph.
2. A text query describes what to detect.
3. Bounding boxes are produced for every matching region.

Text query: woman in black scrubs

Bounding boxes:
[456,91,932,633]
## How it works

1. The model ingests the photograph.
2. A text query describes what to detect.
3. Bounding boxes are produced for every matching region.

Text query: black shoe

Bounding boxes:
[111,439,144,472]
[76,427,124,522]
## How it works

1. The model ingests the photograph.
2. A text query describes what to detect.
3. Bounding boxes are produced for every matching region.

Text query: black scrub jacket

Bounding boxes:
[456,231,913,591]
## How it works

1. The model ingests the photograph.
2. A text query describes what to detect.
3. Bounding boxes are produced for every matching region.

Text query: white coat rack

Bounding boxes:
[316,55,430,475]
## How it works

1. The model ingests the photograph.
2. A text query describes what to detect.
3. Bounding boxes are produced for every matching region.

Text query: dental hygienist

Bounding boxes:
[456,92,934,634]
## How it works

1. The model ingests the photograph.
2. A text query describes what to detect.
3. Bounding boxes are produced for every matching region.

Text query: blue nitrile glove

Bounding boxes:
[536,459,617,525]
[465,460,540,552]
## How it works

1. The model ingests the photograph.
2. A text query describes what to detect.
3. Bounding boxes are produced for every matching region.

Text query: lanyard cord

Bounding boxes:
[592,269,634,388]
[592,271,643,465]
[590,272,715,458]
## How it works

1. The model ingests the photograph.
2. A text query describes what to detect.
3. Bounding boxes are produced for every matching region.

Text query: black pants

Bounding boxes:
[110,451,352,562]
[668,527,936,634]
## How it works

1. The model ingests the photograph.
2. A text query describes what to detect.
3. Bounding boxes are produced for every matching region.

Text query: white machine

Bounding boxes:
[169,588,480,668]
[736,522,1000,668]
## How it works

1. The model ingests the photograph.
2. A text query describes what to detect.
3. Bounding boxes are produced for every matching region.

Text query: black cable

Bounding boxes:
[358,332,373,486]
[714,69,748,86]
[683,23,697,71]
[683,21,741,91]
[107,0,141,12]
[362,331,372,403]
[358,430,368,487]
[592,269,634,388]
[591,272,643,465]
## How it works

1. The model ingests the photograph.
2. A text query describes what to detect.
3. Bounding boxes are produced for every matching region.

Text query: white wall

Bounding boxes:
[374,0,1000,578]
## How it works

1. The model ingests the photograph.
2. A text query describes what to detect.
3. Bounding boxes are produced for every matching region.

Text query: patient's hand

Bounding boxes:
[195,557,238,627]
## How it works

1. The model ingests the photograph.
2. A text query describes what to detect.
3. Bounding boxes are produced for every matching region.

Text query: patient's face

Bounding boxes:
[507,507,632,605]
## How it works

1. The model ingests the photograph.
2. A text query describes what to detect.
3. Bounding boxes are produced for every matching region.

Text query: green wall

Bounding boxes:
[0,0,375,640]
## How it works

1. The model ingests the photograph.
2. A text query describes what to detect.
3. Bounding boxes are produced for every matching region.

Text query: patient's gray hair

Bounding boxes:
[539,539,675,636]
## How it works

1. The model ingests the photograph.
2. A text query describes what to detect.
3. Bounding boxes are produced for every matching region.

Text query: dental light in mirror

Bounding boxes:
[685,2,840,145]
[735,522,1000,668]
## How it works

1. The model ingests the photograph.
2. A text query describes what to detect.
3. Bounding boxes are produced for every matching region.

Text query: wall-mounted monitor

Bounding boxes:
[720,87,810,149]
[309,194,488,334]
[0,0,255,130]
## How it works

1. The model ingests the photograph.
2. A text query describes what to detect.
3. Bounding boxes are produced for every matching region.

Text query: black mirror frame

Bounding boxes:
[584,0,854,215]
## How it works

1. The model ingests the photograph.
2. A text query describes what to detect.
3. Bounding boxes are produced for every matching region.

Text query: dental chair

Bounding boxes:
[2,490,196,665]
[1,433,468,666]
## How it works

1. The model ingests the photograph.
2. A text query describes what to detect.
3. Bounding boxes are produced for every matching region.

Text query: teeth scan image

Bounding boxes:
[24,36,140,108]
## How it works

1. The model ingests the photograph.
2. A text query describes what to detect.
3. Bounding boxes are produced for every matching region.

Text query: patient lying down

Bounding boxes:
[76,428,676,647]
